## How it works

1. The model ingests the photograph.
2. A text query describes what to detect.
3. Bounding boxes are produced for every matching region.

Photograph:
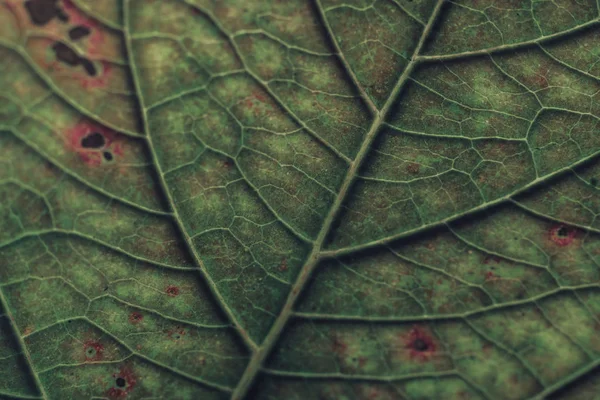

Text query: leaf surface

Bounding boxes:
[2,0,600,399]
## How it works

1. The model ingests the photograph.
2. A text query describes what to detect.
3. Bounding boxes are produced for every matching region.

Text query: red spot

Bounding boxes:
[83,340,104,362]
[107,365,137,399]
[549,224,576,247]
[406,163,420,175]
[65,121,123,166]
[402,326,437,362]
[165,285,180,297]
[485,271,495,281]
[128,312,143,325]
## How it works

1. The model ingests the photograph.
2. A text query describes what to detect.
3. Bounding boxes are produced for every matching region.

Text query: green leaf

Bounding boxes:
[1,0,600,398]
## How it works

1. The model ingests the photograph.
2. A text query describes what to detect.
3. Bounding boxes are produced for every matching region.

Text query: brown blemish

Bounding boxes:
[406,163,420,175]
[278,258,288,272]
[331,335,348,356]
[128,312,143,325]
[165,285,180,297]
[167,327,186,341]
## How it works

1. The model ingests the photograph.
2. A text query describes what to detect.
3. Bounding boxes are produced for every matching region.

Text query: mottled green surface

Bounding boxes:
[1,0,600,399]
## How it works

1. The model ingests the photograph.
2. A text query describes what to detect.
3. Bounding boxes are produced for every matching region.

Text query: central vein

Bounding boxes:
[230,1,448,398]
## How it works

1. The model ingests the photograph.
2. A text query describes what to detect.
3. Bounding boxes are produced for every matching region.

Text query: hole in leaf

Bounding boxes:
[80,58,97,76]
[69,25,91,40]
[52,42,80,66]
[556,227,569,237]
[103,151,113,161]
[85,347,96,357]
[81,132,105,149]
[115,377,126,388]
[25,0,65,25]
[413,338,428,352]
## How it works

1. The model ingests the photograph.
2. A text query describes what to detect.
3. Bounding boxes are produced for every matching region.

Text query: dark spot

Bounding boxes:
[24,0,64,26]
[68,25,91,40]
[85,347,96,357]
[165,285,180,297]
[591,177,598,186]
[557,227,569,237]
[81,132,105,149]
[115,377,126,388]
[103,151,113,161]
[52,42,80,66]
[413,338,428,352]
[173,333,181,340]
[80,58,97,76]
[52,42,96,76]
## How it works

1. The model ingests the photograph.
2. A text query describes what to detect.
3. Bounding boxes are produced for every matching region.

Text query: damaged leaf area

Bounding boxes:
[2,0,600,398]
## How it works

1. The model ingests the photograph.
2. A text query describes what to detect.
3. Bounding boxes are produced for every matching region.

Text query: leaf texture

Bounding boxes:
[2,0,600,399]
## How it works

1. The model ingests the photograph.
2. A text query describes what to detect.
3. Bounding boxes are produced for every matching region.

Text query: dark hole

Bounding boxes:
[80,58,97,76]
[115,377,126,388]
[86,347,95,355]
[24,0,62,26]
[69,25,91,41]
[557,227,569,237]
[413,338,428,352]
[173,334,181,340]
[591,177,598,186]
[52,42,80,66]
[56,8,69,22]
[103,151,113,161]
[81,132,105,149]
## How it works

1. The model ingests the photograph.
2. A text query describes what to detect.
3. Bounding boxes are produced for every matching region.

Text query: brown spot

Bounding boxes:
[167,327,186,341]
[406,163,420,175]
[128,312,143,325]
[165,285,180,297]
[278,258,288,272]
[331,335,348,355]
